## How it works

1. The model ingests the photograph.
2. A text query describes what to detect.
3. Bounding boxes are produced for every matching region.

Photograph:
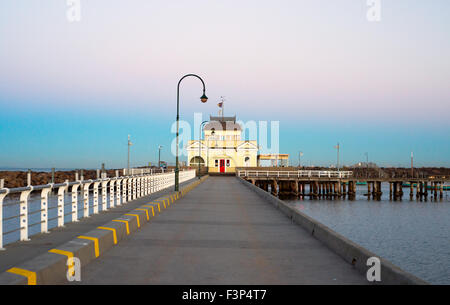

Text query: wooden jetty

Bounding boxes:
[237,170,450,200]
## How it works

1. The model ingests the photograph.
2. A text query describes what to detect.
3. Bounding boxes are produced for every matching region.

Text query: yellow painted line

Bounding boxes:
[148,201,161,212]
[7,267,37,285]
[113,219,130,234]
[97,226,117,244]
[48,249,75,276]
[77,236,100,258]
[125,213,141,228]
[136,209,149,221]
[142,205,155,216]
[156,199,166,209]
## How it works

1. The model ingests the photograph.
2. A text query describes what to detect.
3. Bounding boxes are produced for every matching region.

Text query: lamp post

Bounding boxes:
[158,145,163,169]
[365,152,369,178]
[198,120,209,178]
[127,135,133,175]
[334,143,340,171]
[175,74,208,191]
[298,151,303,168]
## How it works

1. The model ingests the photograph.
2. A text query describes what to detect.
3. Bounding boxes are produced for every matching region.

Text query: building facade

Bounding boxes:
[186,115,258,173]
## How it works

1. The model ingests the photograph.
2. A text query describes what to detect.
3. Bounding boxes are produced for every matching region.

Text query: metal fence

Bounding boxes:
[237,170,353,179]
[0,169,196,249]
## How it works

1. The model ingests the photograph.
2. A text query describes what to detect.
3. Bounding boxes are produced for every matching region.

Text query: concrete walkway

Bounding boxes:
[0,179,194,274]
[71,177,367,284]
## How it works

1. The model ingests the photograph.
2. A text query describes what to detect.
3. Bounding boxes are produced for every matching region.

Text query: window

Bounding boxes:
[226,160,230,167]
[215,160,218,167]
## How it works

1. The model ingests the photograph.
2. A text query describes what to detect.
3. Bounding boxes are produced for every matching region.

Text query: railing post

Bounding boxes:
[137,177,141,198]
[71,184,80,222]
[109,179,115,208]
[128,178,132,201]
[57,183,68,227]
[0,187,9,249]
[122,178,128,203]
[101,180,108,211]
[82,181,92,218]
[93,181,100,214]
[116,179,122,206]
[19,187,33,241]
[40,186,52,233]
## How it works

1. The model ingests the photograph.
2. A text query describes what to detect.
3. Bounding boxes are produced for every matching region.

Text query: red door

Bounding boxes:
[219,159,225,173]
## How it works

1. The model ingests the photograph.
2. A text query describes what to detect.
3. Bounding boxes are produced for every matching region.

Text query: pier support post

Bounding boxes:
[293,180,299,196]
[272,180,278,196]
[393,182,398,200]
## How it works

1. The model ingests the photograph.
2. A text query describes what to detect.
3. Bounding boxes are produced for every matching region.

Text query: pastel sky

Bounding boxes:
[0,0,449,169]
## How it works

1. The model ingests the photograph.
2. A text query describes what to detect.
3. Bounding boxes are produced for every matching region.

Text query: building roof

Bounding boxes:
[204,115,241,131]
[209,115,236,122]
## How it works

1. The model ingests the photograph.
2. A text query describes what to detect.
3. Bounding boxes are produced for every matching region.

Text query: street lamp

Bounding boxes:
[158,145,163,169]
[198,120,209,178]
[298,151,303,168]
[334,143,340,171]
[175,74,208,191]
[127,135,133,175]
[365,152,369,178]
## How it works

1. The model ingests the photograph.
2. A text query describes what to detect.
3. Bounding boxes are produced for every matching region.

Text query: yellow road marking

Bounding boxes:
[125,213,140,228]
[48,249,75,276]
[7,267,37,285]
[113,219,130,234]
[142,205,155,216]
[156,199,166,209]
[77,236,100,257]
[97,226,117,244]
[148,201,161,212]
[136,209,149,221]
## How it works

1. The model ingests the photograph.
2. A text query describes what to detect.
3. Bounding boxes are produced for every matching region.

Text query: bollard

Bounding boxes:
[27,169,31,187]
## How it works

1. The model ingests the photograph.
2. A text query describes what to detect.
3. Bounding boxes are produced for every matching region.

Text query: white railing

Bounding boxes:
[0,169,196,249]
[238,170,353,179]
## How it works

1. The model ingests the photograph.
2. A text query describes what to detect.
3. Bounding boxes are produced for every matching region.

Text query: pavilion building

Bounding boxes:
[186,115,258,173]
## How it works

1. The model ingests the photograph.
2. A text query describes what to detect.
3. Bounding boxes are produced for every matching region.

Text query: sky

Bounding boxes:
[0,0,449,169]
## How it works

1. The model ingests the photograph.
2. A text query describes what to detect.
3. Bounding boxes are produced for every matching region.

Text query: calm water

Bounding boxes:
[284,185,450,284]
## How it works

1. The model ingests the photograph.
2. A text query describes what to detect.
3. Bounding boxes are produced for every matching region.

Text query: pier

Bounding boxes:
[0,174,426,285]
[238,170,450,201]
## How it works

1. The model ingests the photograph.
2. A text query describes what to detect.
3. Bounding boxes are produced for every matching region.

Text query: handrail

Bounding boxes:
[237,170,353,179]
[0,169,196,249]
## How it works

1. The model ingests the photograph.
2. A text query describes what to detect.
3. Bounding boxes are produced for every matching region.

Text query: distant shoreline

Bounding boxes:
[0,168,86,172]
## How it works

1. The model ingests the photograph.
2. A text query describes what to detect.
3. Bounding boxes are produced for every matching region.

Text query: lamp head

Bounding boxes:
[200,93,208,103]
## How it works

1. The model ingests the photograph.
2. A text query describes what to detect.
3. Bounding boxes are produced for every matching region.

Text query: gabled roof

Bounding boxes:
[186,141,208,150]
[236,141,258,150]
